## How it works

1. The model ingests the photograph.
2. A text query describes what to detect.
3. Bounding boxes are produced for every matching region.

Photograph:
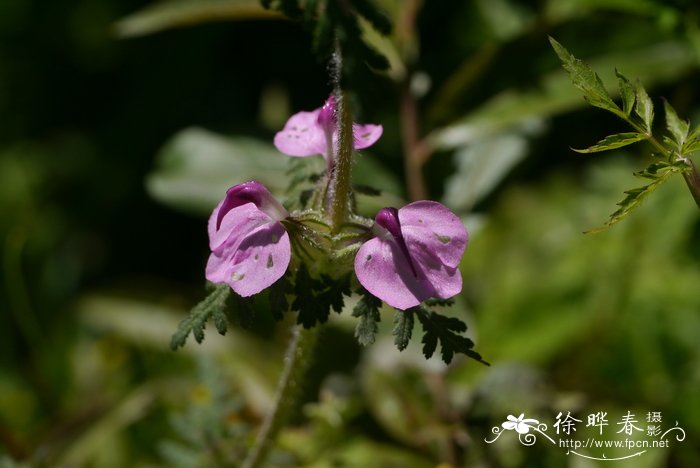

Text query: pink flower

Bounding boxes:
[354,201,468,310]
[273,96,383,161]
[206,181,291,297]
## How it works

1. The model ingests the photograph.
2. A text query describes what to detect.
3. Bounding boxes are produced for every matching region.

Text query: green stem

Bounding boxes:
[330,89,354,233]
[681,158,700,209]
[624,116,700,209]
[242,325,320,468]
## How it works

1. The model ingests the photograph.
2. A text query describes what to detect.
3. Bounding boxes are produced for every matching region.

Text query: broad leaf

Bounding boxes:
[146,127,289,215]
[572,132,647,153]
[442,130,531,211]
[115,0,280,38]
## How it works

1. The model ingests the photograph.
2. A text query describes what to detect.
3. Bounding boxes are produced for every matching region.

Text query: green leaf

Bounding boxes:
[634,79,654,134]
[352,290,382,346]
[549,37,620,115]
[171,283,231,350]
[291,267,350,328]
[414,307,488,365]
[572,132,647,153]
[586,162,684,233]
[616,70,635,116]
[268,274,291,321]
[146,127,289,215]
[115,0,280,38]
[392,309,414,351]
[442,130,531,211]
[663,100,689,151]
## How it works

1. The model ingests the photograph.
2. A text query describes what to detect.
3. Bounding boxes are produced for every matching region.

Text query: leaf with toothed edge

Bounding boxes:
[572,132,647,153]
[414,306,488,365]
[392,308,414,352]
[353,289,382,346]
[171,283,231,350]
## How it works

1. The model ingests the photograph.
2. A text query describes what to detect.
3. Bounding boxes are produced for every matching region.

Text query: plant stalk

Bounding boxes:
[682,158,700,209]
[241,325,320,468]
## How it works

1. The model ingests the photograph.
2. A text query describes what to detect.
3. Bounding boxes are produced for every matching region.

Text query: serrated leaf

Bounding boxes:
[170,283,231,350]
[291,267,350,328]
[352,290,382,346]
[663,100,689,151]
[212,308,228,335]
[634,80,654,133]
[392,309,414,351]
[586,163,682,233]
[572,132,647,153]
[549,37,620,115]
[414,307,488,365]
[688,123,700,143]
[683,138,700,154]
[616,70,635,116]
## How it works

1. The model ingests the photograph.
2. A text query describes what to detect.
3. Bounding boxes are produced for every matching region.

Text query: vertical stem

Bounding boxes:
[323,41,354,234]
[400,78,427,201]
[242,325,320,468]
[330,89,354,233]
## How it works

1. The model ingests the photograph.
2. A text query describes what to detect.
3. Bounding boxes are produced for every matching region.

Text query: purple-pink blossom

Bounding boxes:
[354,201,468,310]
[206,181,291,297]
[273,95,383,161]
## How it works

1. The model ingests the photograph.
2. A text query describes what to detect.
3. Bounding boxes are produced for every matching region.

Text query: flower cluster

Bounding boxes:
[205,97,468,311]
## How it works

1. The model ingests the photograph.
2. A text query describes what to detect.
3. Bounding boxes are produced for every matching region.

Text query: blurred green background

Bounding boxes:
[2,0,700,466]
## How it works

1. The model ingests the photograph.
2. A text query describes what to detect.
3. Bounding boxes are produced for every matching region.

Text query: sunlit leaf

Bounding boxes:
[616,70,635,116]
[572,132,647,153]
[146,127,289,215]
[663,100,689,151]
[549,37,620,116]
[634,79,654,134]
[115,0,281,38]
[442,130,532,211]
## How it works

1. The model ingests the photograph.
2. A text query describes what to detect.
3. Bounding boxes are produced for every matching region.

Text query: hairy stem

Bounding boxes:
[242,325,320,468]
[330,89,354,233]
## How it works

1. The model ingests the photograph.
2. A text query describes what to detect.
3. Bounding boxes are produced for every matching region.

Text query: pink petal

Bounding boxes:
[206,222,290,297]
[355,237,438,310]
[208,202,269,252]
[273,109,327,157]
[399,201,468,269]
[352,123,383,150]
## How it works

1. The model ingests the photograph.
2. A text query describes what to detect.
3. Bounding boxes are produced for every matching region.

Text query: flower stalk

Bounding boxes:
[242,324,320,468]
[329,88,354,234]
